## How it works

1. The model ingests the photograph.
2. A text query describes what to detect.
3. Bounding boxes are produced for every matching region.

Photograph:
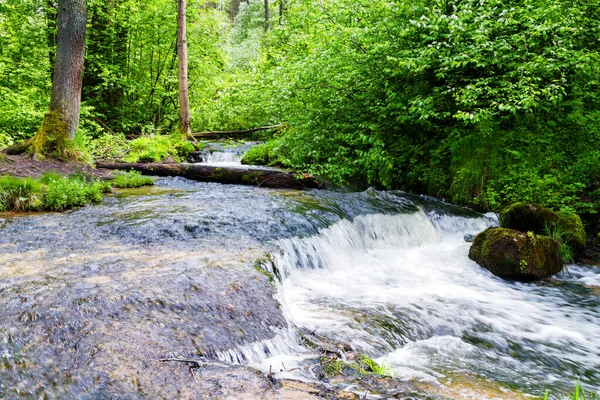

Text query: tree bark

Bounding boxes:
[278,0,284,25]
[264,0,269,31]
[177,0,192,136]
[191,124,282,138]
[96,162,323,189]
[27,0,87,159]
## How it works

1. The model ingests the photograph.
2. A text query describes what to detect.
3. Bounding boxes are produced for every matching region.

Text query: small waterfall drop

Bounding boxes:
[215,198,600,397]
[201,151,242,165]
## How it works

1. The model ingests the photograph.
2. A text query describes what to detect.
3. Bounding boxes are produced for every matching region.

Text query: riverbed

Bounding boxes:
[0,178,598,399]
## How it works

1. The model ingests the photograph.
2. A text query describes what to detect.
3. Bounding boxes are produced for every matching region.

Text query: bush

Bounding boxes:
[121,134,197,163]
[241,140,286,166]
[42,173,105,211]
[0,175,43,211]
[0,172,107,212]
[111,170,154,188]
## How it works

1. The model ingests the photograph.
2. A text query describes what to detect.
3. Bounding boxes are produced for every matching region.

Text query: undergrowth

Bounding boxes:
[0,172,109,212]
[111,170,154,188]
[241,139,287,167]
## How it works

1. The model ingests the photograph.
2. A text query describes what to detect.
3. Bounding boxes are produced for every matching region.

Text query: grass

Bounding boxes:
[111,170,154,188]
[544,223,575,264]
[357,354,394,377]
[0,172,109,212]
[542,382,599,400]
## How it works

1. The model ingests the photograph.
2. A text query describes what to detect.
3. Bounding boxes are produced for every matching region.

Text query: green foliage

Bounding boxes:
[357,354,394,377]
[0,175,43,211]
[214,0,600,218]
[240,140,286,166]
[544,224,575,265]
[543,382,599,400]
[123,134,193,163]
[41,172,105,211]
[111,170,154,188]
[0,172,105,212]
[174,141,196,160]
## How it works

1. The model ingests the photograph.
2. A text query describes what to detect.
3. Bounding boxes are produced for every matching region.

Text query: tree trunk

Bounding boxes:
[177,0,192,136]
[96,162,323,189]
[264,0,269,31]
[278,0,284,25]
[29,0,87,159]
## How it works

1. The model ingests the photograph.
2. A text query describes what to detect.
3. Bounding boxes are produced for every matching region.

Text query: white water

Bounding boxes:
[201,151,242,166]
[218,207,600,396]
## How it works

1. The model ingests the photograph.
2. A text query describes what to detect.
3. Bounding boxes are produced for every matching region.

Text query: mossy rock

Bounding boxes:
[468,228,562,281]
[499,203,586,252]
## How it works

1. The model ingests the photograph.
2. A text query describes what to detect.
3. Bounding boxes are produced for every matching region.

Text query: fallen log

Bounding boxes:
[191,124,282,139]
[95,161,322,189]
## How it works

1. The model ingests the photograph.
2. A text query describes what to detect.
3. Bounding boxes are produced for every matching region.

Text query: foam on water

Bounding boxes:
[201,151,242,166]
[219,203,600,396]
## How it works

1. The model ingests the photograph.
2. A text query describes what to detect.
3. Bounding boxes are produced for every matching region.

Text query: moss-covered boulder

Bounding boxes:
[468,228,562,281]
[499,203,586,252]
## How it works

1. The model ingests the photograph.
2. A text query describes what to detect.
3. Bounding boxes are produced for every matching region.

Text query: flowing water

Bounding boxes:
[0,180,598,399]
[191,141,260,166]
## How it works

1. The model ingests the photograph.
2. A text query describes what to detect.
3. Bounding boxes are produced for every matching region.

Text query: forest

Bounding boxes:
[1,0,598,211]
[1,0,599,398]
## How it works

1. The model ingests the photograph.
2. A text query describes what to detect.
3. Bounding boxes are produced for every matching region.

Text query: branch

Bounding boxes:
[191,124,283,138]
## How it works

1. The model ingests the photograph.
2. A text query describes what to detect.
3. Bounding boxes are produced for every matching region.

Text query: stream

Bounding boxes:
[0,178,598,399]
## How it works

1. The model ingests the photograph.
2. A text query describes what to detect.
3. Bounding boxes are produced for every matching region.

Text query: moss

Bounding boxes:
[210,167,235,180]
[174,141,196,160]
[555,212,586,250]
[241,171,262,185]
[469,228,562,281]
[253,254,276,284]
[500,202,586,255]
[499,203,557,233]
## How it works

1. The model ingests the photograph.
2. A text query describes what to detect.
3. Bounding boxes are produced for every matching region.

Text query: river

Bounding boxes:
[0,178,598,399]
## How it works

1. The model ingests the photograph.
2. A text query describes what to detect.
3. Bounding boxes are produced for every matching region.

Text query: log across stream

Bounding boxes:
[96,161,322,189]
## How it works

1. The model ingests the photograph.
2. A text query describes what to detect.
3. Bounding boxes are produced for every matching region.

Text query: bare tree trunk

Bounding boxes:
[279,0,284,25]
[21,0,87,159]
[177,0,192,136]
[264,0,269,31]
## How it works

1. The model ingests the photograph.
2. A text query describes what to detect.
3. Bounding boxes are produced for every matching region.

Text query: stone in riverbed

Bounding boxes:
[499,202,586,252]
[468,227,563,281]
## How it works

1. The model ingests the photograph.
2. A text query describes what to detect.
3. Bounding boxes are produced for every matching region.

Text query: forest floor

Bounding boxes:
[0,153,114,179]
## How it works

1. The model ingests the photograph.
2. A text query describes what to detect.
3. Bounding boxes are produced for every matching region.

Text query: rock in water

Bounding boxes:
[468,228,563,281]
[464,234,475,243]
[499,202,586,252]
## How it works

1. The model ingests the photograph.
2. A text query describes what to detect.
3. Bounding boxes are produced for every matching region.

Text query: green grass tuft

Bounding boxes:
[112,170,154,188]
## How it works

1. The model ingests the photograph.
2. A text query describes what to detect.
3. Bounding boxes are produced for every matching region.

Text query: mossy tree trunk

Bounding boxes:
[32,0,87,159]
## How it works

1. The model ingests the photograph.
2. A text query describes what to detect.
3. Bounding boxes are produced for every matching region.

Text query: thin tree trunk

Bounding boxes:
[177,0,192,135]
[264,0,269,31]
[279,0,284,25]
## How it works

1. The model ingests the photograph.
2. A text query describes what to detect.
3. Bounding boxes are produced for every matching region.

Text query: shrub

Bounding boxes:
[0,175,43,211]
[0,173,107,212]
[42,173,105,211]
[241,140,286,166]
[111,170,154,188]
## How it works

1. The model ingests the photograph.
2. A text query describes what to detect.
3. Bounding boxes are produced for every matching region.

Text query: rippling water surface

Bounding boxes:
[1,179,598,399]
